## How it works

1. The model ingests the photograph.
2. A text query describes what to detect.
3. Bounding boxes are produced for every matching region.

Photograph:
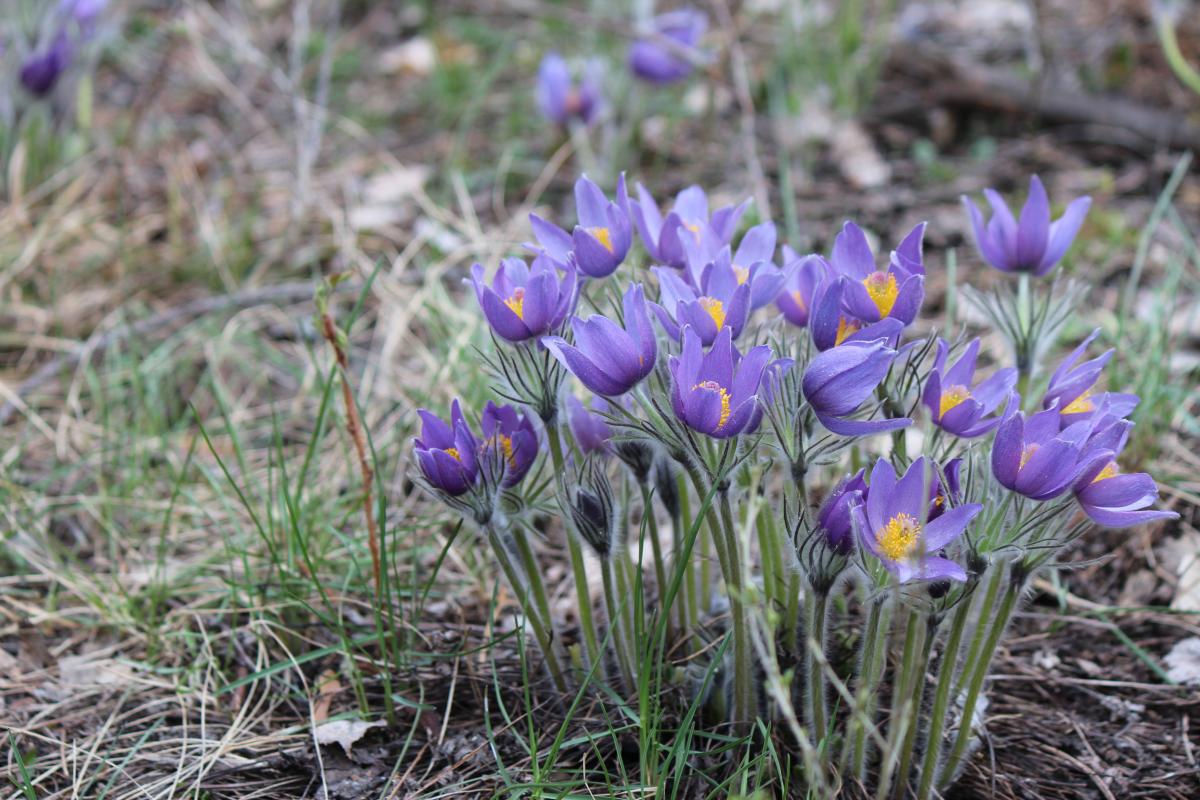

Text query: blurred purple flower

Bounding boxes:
[776,254,829,329]
[927,458,963,522]
[1042,328,1138,427]
[628,8,709,84]
[922,339,1018,437]
[963,175,1092,276]
[817,469,867,554]
[469,256,578,343]
[20,34,72,97]
[529,175,632,278]
[542,283,657,396]
[669,326,771,439]
[413,399,479,496]
[619,181,749,268]
[802,338,912,436]
[536,52,603,127]
[566,394,613,454]
[481,401,539,488]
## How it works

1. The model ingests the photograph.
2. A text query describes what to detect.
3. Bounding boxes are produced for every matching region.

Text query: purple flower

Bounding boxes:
[922,339,1018,437]
[963,175,1092,276]
[651,258,752,345]
[809,277,905,351]
[679,221,782,309]
[1074,459,1179,529]
[1042,328,1138,427]
[529,175,632,279]
[20,34,72,97]
[60,0,107,34]
[802,339,912,436]
[827,222,925,326]
[928,458,963,522]
[619,182,749,268]
[481,402,539,488]
[669,326,771,439]
[536,52,603,127]
[991,408,1115,500]
[628,8,709,84]
[469,256,578,343]
[566,394,612,454]
[542,282,657,396]
[854,458,982,583]
[413,400,479,496]
[776,254,829,329]
[817,469,867,554]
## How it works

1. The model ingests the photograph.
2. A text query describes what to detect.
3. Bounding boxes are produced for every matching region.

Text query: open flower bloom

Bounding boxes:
[680,221,783,309]
[628,8,710,84]
[669,326,771,439]
[542,282,657,396]
[529,175,632,279]
[651,259,752,345]
[536,52,603,127]
[809,277,905,351]
[991,408,1116,501]
[1043,328,1139,427]
[413,400,479,496]
[922,339,1018,437]
[1074,457,1179,529]
[828,222,925,326]
[802,339,912,436]
[620,181,749,268]
[854,458,980,583]
[469,255,577,343]
[480,402,539,488]
[817,469,867,554]
[777,254,829,329]
[963,175,1092,276]
[566,394,613,454]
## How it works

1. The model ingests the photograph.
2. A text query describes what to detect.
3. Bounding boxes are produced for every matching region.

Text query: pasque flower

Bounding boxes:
[536,52,603,127]
[481,401,539,487]
[20,34,72,97]
[1067,415,1178,528]
[809,277,905,351]
[652,258,751,345]
[620,182,749,268]
[1043,328,1138,426]
[991,408,1115,500]
[413,399,479,496]
[802,339,912,436]
[776,254,829,329]
[817,469,867,554]
[963,175,1092,276]
[542,282,657,396]
[628,8,710,84]
[922,339,1018,437]
[669,326,771,439]
[827,222,925,326]
[566,394,612,454]
[680,221,783,310]
[529,175,632,279]
[469,255,578,343]
[854,458,982,583]
[928,458,963,522]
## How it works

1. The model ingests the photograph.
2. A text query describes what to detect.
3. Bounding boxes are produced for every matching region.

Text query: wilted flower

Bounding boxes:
[469,256,578,343]
[1043,328,1139,426]
[620,182,749,268]
[542,282,657,396]
[776,254,829,329]
[566,394,612,454]
[481,401,539,488]
[922,339,1018,437]
[991,408,1115,500]
[816,469,867,554]
[963,175,1092,276]
[413,400,479,496]
[529,175,632,279]
[536,52,603,127]
[827,222,925,326]
[669,326,771,439]
[802,339,911,436]
[854,458,982,583]
[628,8,709,84]
[20,34,72,97]
[652,260,751,345]
[809,277,905,351]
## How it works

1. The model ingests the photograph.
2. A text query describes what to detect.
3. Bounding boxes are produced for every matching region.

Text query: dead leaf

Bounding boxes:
[1164,637,1200,686]
[1161,531,1200,611]
[830,120,891,189]
[314,719,386,757]
[379,38,437,77]
[313,669,343,724]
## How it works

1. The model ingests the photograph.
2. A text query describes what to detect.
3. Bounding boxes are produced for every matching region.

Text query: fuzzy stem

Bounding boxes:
[953,564,1005,696]
[804,588,830,743]
[876,607,925,800]
[641,484,669,632]
[718,487,755,730]
[851,596,890,776]
[600,556,636,691]
[916,597,973,800]
[892,613,938,800]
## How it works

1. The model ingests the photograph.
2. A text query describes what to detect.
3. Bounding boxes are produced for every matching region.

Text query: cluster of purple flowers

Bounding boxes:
[15,0,108,98]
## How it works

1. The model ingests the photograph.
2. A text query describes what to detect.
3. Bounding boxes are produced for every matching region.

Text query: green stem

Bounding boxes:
[953,565,1004,696]
[804,589,830,743]
[600,557,636,691]
[641,485,669,633]
[916,597,973,800]
[851,596,890,776]
[1158,15,1200,97]
[876,607,924,800]
[893,613,937,800]
[718,487,755,730]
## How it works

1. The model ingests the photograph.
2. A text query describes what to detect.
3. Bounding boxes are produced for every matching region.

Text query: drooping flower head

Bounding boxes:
[536,52,604,127]
[628,8,710,84]
[469,255,578,343]
[1042,328,1138,427]
[854,458,982,583]
[620,181,749,268]
[776,253,829,329]
[827,221,926,326]
[529,175,632,278]
[817,469,868,554]
[20,33,73,97]
[962,175,1092,276]
[566,394,613,454]
[413,400,479,496]
[542,282,657,396]
[809,277,905,351]
[651,259,751,345]
[802,339,912,436]
[922,339,1018,438]
[991,408,1115,501]
[480,401,539,488]
[669,326,771,439]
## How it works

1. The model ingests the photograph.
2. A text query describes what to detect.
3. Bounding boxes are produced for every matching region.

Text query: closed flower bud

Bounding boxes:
[571,463,617,558]
[614,439,655,482]
[652,458,680,520]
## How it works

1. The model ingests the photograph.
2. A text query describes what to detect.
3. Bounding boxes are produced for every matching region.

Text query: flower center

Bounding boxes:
[1092,461,1119,483]
[684,221,703,242]
[486,434,516,468]
[445,447,462,462]
[693,380,732,429]
[504,287,526,320]
[1063,389,1094,414]
[939,385,971,418]
[1019,443,1039,470]
[790,289,807,311]
[877,513,921,561]
[698,296,727,329]
[863,271,899,317]
[588,226,614,253]
[835,316,861,345]
[733,265,750,285]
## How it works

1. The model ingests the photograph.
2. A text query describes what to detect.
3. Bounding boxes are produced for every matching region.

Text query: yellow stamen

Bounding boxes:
[863,271,899,317]
[877,513,922,562]
[939,385,971,418]
[835,316,861,345]
[733,265,750,285]
[1092,461,1119,483]
[699,296,727,329]
[1019,443,1039,470]
[504,287,526,320]
[694,380,732,429]
[487,434,516,468]
[445,447,462,462]
[790,289,807,312]
[1063,390,1094,414]
[588,226,614,253]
